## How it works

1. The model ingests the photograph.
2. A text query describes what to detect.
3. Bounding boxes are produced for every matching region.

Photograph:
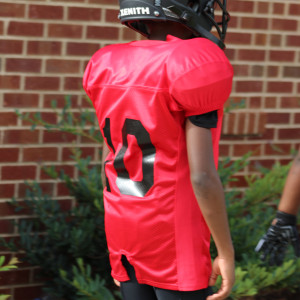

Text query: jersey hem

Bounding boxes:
[136,278,209,291]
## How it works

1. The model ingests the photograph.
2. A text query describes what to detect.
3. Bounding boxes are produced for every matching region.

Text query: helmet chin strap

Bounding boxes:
[193,23,225,49]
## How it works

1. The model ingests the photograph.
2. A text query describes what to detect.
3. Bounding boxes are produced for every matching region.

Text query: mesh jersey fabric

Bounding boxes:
[83,35,233,291]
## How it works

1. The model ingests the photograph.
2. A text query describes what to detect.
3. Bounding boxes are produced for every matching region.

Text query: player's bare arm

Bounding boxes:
[186,119,235,300]
[278,148,300,215]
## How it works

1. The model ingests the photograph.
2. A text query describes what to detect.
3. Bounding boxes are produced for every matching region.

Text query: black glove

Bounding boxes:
[255,211,300,266]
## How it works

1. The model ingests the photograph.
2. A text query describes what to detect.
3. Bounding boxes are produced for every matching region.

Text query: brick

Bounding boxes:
[255,33,267,46]
[227,0,254,12]
[62,147,95,160]
[295,113,300,124]
[0,202,21,216]
[267,82,293,93]
[283,67,300,78]
[0,21,3,34]
[6,58,42,73]
[267,113,290,124]
[0,289,12,297]
[64,76,83,90]
[265,143,291,156]
[0,148,19,162]
[250,128,275,140]
[41,112,57,124]
[0,3,25,17]
[271,94,284,109]
[289,4,300,15]
[0,219,14,234]
[257,2,269,14]
[29,4,63,19]
[219,144,230,156]
[270,34,282,46]
[271,19,298,31]
[105,9,119,23]
[236,81,263,93]
[0,40,23,54]
[3,130,39,144]
[238,49,266,61]
[57,182,70,196]
[18,182,55,198]
[278,129,300,140]
[40,165,74,180]
[48,24,83,38]
[280,97,300,108]
[267,66,279,78]
[241,17,268,29]
[2,166,36,180]
[67,42,100,56]
[8,21,43,37]
[286,35,300,47]
[68,7,101,20]
[88,0,118,4]
[42,131,77,143]
[0,112,17,126]
[251,65,264,77]
[43,94,78,108]
[4,93,39,107]
[249,97,261,109]
[270,51,295,62]
[13,285,43,300]
[46,59,80,73]
[87,26,119,40]
[228,175,248,188]
[273,3,285,14]
[23,147,58,162]
[227,15,238,28]
[224,48,235,60]
[227,32,251,45]
[257,113,267,136]
[27,41,62,55]
[232,64,249,76]
[0,184,14,198]
[25,76,60,90]
[0,75,20,89]
[20,112,57,127]
[50,0,85,1]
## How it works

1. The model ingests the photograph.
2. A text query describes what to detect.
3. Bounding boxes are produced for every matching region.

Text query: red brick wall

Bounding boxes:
[0,0,299,298]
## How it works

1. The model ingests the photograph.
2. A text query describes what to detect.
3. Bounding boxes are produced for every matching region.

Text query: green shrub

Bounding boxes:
[1,98,299,299]
[0,256,19,300]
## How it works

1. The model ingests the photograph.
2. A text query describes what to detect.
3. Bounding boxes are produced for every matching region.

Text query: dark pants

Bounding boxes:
[120,256,213,300]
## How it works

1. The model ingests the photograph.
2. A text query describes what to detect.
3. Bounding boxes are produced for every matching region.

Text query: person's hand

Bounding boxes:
[207,256,235,300]
[114,279,120,287]
[255,211,300,266]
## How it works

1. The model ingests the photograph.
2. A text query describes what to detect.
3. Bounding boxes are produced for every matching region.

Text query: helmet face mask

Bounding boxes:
[118,0,230,49]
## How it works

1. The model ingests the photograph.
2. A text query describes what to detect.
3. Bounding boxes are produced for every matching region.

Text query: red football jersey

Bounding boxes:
[83,35,233,291]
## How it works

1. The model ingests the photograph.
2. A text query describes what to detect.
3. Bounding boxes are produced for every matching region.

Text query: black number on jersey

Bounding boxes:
[103,118,156,197]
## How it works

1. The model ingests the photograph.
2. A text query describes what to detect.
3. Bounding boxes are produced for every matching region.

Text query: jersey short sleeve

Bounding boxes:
[168,38,234,117]
[188,110,218,128]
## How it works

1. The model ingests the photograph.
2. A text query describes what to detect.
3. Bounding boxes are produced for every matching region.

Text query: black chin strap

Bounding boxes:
[193,23,225,49]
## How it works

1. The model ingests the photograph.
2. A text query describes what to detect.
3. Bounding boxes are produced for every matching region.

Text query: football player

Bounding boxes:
[83,1,234,299]
[256,149,300,266]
